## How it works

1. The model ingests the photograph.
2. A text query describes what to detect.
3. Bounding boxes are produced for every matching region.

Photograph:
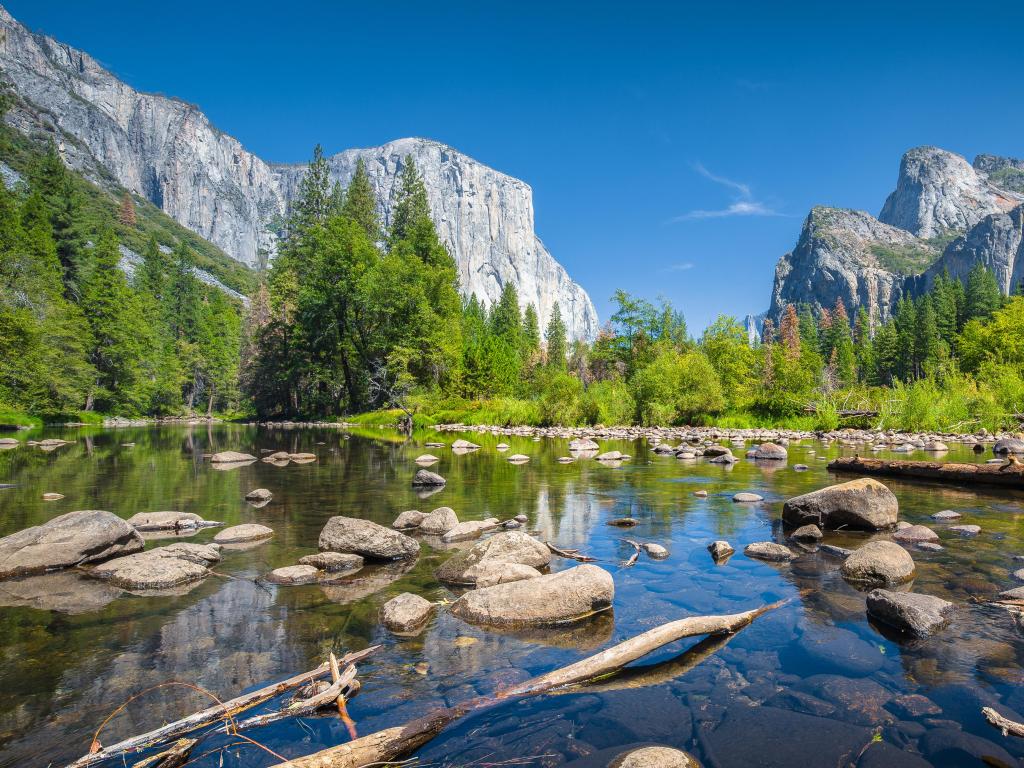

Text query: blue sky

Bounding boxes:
[8,1,1024,331]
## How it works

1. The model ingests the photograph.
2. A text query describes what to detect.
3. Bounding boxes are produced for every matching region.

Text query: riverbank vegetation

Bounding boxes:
[2,124,1022,433]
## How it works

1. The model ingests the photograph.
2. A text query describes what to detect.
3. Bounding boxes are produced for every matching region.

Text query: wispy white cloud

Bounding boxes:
[661,261,695,272]
[671,164,783,221]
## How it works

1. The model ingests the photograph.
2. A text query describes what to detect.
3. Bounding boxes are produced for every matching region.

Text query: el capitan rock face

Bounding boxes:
[0,6,598,340]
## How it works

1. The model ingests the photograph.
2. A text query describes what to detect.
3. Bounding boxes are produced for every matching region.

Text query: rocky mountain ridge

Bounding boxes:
[0,5,598,339]
[768,146,1024,324]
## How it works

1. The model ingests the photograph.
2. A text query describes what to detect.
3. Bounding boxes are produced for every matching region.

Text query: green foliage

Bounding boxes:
[868,242,937,274]
[545,303,567,369]
[630,345,724,426]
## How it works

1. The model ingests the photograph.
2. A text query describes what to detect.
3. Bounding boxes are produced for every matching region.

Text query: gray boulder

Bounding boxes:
[893,524,939,544]
[244,488,273,501]
[0,510,144,579]
[450,564,613,627]
[782,478,898,530]
[436,530,551,585]
[319,516,419,560]
[265,564,320,585]
[392,510,425,529]
[417,506,459,535]
[298,551,363,573]
[994,438,1024,455]
[790,524,823,541]
[89,542,221,590]
[210,450,256,463]
[441,519,500,543]
[866,589,953,636]
[754,442,788,460]
[708,540,734,562]
[125,511,217,531]
[841,541,915,585]
[380,592,434,632]
[744,542,794,562]
[733,492,764,502]
[474,562,542,588]
[213,523,274,545]
[412,469,446,487]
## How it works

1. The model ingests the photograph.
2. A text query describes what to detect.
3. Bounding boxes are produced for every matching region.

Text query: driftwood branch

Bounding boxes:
[131,738,196,768]
[621,539,642,568]
[272,601,786,768]
[545,542,596,562]
[66,647,378,768]
[983,707,1024,738]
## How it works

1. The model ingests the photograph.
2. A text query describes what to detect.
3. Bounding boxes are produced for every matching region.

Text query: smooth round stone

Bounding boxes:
[841,541,915,585]
[244,488,272,501]
[744,542,794,562]
[893,525,939,544]
[298,552,363,572]
[380,592,434,633]
[42,492,64,501]
[948,524,980,536]
[266,565,319,585]
[733,492,764,503]
[931,509,962,520]
[608,746,700,768]
[213,524,274,544]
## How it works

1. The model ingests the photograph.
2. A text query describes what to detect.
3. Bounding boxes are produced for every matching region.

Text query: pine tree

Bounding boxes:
[118,191,137,227]
[827,299,856,386]
[964,263,1002,321]
[914,295,941,377]
[389,155,431,244]
[136,236,166,299]
[779,304,801,359]
[291,144,334,235]
[872,320,899,385]
[893,295,917,381]
[545,303,568,369]
[31,144,87,296]
[341,157,380,241]
[853,306,874,382]
[522,302,541,358]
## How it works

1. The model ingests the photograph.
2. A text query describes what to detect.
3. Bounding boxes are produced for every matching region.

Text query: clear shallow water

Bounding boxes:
[0,426,1023,767]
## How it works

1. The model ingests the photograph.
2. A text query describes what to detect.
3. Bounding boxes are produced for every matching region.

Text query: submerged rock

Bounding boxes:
[412,469,446,487]
[213,523,274,545]
[319,516,419,560]
[380,592,433,633]
[210,450,256,463]
[298,551,363,573]
[782,478,898,530]
[866,588,953,636]
[89,542,221,590]
[0,510,144,579]
[266,564,320,585]
[450,564,613,627]
[841,541,915,585]
[931,509,962,520]
[435,530,550,585]
[745,542,795,562]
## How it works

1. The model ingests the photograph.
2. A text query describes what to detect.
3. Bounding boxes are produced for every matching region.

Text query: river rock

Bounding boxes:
[931,509,962,520]
[790,524,823,541]
[244,488,272,501]
[797,625,885,676]
[0,510,144,579]
[708,540,734,562]
[643,542,670,559]
[319,516,419,560]
[450,564,613,627]
[949,524,980,535]
[507,454,530,463]
[474,562,542,588]
[754,442,788,460]
[608,746,700,768]
[451,439,480,450]
[994,438,1024,454]
[42,492,64,501]
[210,451,256,463]
[417,507,460,536]
[733,492,764,502]
[920,728,1017,768]
[298,552,363,572]
[126,511,217,531]
[703,445,731,457]
[866,589,953,636]
[392,510,426,529]
[89,542,221,589]
[708,451,737,464]
[213,523,274,544]
[288,452,317,462]
[892,524,939,544]
[266,564,320,585]
[415,454,439,465]
[596,450,625,461]
[841,541,915,585]
[441,519,500,543]
[380,592,434,632]
[569,438,600,451]
[745,542,794,562]
[782,478,898,530]
[412,469,446,487]
[435,530,550,585]
[924,441,949,451]
[819,544,854,558]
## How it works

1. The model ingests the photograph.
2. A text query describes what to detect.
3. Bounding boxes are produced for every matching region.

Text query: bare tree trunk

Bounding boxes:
[206,382,215,418]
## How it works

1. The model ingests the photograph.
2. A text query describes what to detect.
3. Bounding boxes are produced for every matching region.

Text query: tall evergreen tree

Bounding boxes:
[341,157,380,242]
[964,263,1002,321]
[389,155,431,244]
[545,303,568,369]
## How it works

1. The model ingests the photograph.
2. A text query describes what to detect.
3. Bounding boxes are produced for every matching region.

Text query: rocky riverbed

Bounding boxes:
[0,423,1023,767]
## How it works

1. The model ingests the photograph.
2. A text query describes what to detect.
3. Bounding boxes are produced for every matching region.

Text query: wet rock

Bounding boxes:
[993,437,1024,454]
[213,523,274,544]
[744,542,794,562]
[298,552,363,573]
[392,510,425,529]
[703,445,731,457]
[917,542,944,552]
[693,490,708,498]
[857,741,934,768]
[288,452,317,462]
[920,728,1017,768]
[266,564,320,585]
[514,514,528,523]
[868,589,954,638]
[412,469,446,487]
[417,506,459,536]
[708,451,737,464]
[42,492,64,501]
[948,524,980,536]
[733,492,764,502]
[841,541,915,585]
[607,517,638,527]
[319,516,419,560]
[210,450,256,463]
[0,510,144,579]
[765,689,837,717]
[569,438,600,451]
[380,592,433,632]
[244,488,272,501]
[450,564,613,627]
[607,746,700,768]
[643,542,670,559]
[441,519,500,543]
[783,478,898,530]
[596,450,625,461]
[89,542,221,590]
[451,439,480,450]
[794,464,809,471]
[889,694,942,718]
[931,509,962,520]
[893,525,940,544]
[0,571,122,613]
[415,454,439,465]
[495,443,509,451]
[474,563,542,588]
[708,541,734,562]
[820,544,854,558]
[796,674,892,725]
[507,454,530,463]
[791,524,823,541]
[924,441,949,452]
[754,442,788,460]
[797,625,885,676]
[999,586,1024,599]
[126,511,220,532]
[436,530,550,585]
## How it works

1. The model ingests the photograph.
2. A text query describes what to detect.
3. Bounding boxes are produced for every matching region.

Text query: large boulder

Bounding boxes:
[125,511,216,531]
[450,564,613,627]
[89,542,221,590]
[569,438,600,451]
[412,469,446,487]
[441,519,500,543]
[417,507,459,536]
[319,516,419,560]
[754,442,788,460]
[0,510,144,579]
[266,564,320,585]
[841,541,915,585]
[608,746,700,768]
[435,530,550,585]
[298,552,363,573]
[213,524,274,545]
[380,592,433,632]
[866,588,953,636]
[994,438,1024,455]
[892,524,939,544]
[782,478,898,530]
[745,542,795,562]
[392,510,425,529]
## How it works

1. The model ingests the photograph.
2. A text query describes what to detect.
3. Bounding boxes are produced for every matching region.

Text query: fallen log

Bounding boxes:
[272,600,786,768]
[66,647,378,768]
[983,706,1024,738]
[828,456,1024,489]
[132,738,196,768]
